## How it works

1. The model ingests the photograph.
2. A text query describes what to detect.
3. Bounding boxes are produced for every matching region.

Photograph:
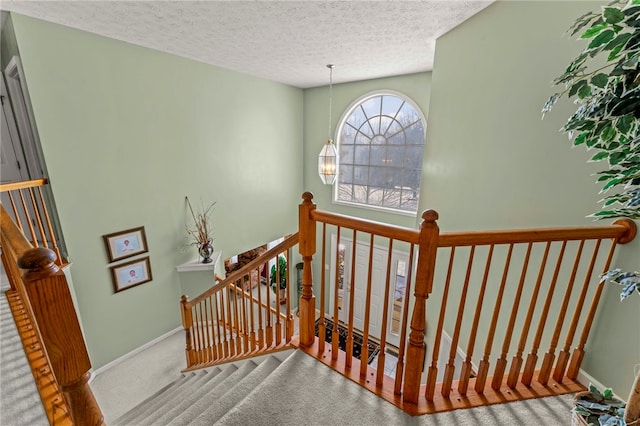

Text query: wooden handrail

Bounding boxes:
[311,209,419,243]
[1,204,104,425]
[437,219,636,247]
[180,233,298,368]
[0,178,48,192]
[183,233,299,307]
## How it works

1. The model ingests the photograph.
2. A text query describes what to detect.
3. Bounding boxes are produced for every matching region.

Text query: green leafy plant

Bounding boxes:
[600,268,640,300]
[270,255,287,291]
[542,0,640,222]
[542,0,640,303]
[543,2,640,425]
[573,384,626,426]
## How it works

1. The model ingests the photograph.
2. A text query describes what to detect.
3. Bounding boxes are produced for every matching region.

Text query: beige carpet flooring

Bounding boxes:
[90,329,575,425]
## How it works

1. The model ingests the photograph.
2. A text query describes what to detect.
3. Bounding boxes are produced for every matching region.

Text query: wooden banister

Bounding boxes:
[402,209,439,404]
[298,192,317,348]
[295,196,636,416]
[0,178,64,265]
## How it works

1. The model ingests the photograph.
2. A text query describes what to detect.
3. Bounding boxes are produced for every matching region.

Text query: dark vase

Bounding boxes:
[198,241,214,264]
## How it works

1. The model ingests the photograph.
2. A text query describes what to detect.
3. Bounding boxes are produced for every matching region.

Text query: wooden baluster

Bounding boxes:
[257,263,265,349]
[226,284,235,357]
[394,245,415,395]
[507,242,550,389]
[298,192,317,348]
[567,240,620,380]
[554,240,601,382]
[345,229,358,368]
[241,282,250,352]
[522,241,566,386]
[233,285,242,353]
[360,234,375,378]
[181,295,196,367]
[539,241,584,384]
[425,247,454,400]
[459,245,494,395]
[331,226,342,361]
[476,244,512,393]
[207,297,216,361]
[203,302,211,362]
[275,258,283,345]
[214,292,224,358]
[193,303,202,363]
[568,234,624,379]
[27,187,48,250]
[265,268,273,347]
[375,239,394,386]
[203,302,210,362]
[442,245,475,398]
[493,242,532,391]
[36,186,63,265]
[208,296,218,361]
[220,290,230,358]
[318,224,328,353]
[18,189,38,246]
[19,247,104,426]
[7,191,24,233]
[402,210,439,405]
[286,247,293,343]
[248,270,257,350]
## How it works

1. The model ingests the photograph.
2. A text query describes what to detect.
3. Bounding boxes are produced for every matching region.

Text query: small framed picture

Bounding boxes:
[103,226,148,262]
[110,257,152,293]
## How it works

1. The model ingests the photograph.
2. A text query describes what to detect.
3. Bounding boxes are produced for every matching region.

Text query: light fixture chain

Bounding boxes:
[328,64,334,140]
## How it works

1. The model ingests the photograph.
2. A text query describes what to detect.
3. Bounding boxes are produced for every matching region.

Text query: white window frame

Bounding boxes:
[332,90,426,216]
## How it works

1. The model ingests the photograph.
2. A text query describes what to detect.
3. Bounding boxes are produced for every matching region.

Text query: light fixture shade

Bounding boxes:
[318,139,338,185]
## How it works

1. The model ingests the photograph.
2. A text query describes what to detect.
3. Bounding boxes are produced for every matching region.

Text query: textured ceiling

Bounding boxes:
[1,1,493,88]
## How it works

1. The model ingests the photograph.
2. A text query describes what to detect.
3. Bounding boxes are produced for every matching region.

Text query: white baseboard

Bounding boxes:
[576,368,625,401]
[89,326,183,381]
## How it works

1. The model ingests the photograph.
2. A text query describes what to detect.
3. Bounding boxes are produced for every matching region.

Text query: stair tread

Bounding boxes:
[215,350,413,425]
[148,362,253,425]
[172,356,283,426]
[132,368,224,425]
[114,370,210,425]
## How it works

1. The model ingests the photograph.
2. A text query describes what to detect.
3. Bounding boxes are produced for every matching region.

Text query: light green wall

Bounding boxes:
[424,0,638,395]
[10,13,303,369]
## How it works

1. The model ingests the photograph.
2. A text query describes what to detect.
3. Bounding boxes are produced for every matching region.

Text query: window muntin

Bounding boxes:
[335,92,425,214]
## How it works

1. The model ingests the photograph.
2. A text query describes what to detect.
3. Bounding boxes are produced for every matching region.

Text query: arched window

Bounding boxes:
[334,91,426,215]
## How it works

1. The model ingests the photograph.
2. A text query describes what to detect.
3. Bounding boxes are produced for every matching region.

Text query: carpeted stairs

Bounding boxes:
[112,349,575,426]
[113,350,417,426]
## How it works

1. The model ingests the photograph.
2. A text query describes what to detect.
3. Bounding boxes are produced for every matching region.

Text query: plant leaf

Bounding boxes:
[590,151,610,161]
[604,7,625,25]
[592,73,609,88]
[582,23,608,38]
[588,29,615,49]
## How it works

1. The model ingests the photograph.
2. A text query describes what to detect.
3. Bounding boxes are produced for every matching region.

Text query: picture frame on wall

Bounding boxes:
[103,226,148,263]
[110,257,152,293]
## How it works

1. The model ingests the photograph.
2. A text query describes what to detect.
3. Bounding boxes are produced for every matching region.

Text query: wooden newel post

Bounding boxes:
[180,295,196,367]
[18,247,105,426]
[298,192,317,348]
[402,210,439,405]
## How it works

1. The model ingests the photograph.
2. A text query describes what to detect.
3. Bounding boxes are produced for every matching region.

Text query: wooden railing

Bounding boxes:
[0,204,104,425]
[0,179,65,269]
[296,192,636,415]
[180,234,299,369]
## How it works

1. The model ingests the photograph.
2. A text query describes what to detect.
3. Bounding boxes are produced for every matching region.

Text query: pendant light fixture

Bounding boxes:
[318,64,338,185]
